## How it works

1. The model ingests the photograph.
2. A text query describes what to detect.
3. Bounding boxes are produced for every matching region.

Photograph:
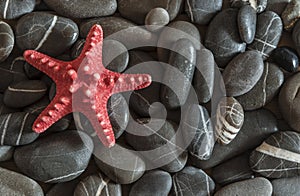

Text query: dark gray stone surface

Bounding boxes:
[272,176,300,196]
[0,0,35,19]
[0,21,14,63]
[270,46,299,73]
[281,0,300,30]
[292,20,300,56]
[238,5,257,44]
[0,146,14,162]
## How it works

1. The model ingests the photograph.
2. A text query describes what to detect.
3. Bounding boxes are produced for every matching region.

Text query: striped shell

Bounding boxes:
[215,97,244,145]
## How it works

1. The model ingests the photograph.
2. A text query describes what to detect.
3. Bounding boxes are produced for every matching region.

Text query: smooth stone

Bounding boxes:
[46,180,79,196]
[215,97,244,145]
[14,130,93,183]
[94,144,145,184]
[236,62,284,110]
[223,51,264,97]
[185,0,223,25]
[0,112,39,146]
[193,49,215,103]
[16,12,79,57]
[205,8,246,67]
[248,11,283,59]
[250,131,300,178]
[43,0,117,18]
[0,167,43,196]
[272,176,300,196]
[145,8,170,32]
[281,0,300,30]
[279,72,300,132]
[231,0,268,13]
[212,152,254,185]
[0,94,19,115]
[71,39,85,59]
[0,0,35,19]
[266,0,290,15]
[0,146,14,162]
[171,166,215,196]
[192,109,278,169]
[129,170,172,196]
[160,38,196,109]
[238,5,257,44]
[181,104,214,160]
[292,20,300,56]
[4,80,47,108]
[126,118,187,173]
[270,46,299,72]
[24,62,43,79]
[157,21,200,63]
[214,177,272,196]
[0,21,14,63]
[74,173,121,196]
[118,0,182,24]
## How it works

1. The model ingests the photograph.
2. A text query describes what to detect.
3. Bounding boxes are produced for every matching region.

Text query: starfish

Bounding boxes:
[23,25,152,147]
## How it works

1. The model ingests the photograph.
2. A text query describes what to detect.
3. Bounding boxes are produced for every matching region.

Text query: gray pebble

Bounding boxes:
[0,94,19,115]
[0,0,35,19]
[223,51,264,97]
[231,0,268,13]
[145,8,170,32]
[0,21,14,62]
[238,5,257,44]
[272,176,300,196]
[0,146,14,162]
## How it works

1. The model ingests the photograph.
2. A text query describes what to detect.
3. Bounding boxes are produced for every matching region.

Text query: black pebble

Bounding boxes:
[270,46,299,72]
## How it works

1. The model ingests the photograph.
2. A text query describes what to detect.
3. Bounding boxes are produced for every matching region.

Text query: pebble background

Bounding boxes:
[0,0,300,195]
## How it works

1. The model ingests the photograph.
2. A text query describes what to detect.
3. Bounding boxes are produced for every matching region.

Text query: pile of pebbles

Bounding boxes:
[1,0,300,195]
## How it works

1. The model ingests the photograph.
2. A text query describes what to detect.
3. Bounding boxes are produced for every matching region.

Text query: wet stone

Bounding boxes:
[231,0,268,13]
[129,170,172,196]
[171,166,215,196]
[0,112,39,146]
[0,0,35,19]
[3,80,47,108]
[185,0,223,25]
[238,5,257,44]
[223,51,264,97]
[272,176,300,196]
[0,21,14,63]
[281,0,300,30]
[16,12,79,57]
[248,11,283,59]
[271,46,299,73]
[0,167,43,196]
[145,8,170,32]
[43,0,117,18]
[181,104,214,160]
[237,62,284,111]
[214,177,272,196]
[205,8,246,67]
[0,146,14,162]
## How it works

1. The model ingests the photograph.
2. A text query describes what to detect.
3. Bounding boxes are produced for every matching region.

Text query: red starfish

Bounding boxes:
[23,25,152,147]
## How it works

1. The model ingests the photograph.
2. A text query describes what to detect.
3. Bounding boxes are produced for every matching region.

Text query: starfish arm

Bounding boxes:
[112,73,152,94]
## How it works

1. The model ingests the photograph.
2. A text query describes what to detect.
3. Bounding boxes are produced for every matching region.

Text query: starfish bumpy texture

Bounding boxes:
[23,25,152,147]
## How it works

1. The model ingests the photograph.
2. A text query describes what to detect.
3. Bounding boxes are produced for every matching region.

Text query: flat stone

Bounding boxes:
[248,11,282,59]
[281,0,300,30]
[214,177,272,196]
[205,8,246,67]
[0,0,35,19]
[272,176,300,196]
[250,131,300,178]
[270,46,299,72]
[43,0,117,18]
[16,12,79,56]
[238,5,257,44]
[185,0,223,25]
[0,21,14,62]
[145,8,170,32]
[0,146,14,162]
[14,130,93,183]
[223,51,264,97]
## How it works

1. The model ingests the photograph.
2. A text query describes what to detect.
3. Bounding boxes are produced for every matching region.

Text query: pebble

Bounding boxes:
[250,131,300,178]
[171,166,215,196]
[248,11,283,59]
[160,38,196,109]
[223,51,264,97]
[279,72,300,133]
[215,97,244,145]
[205,8,246,67]
[145,8,170,32]
[126,118,187,173]
[3,80,47,108]
[74,173,121,196]
[292,20,300,56]
[181,104,214,160]
[0,167,43,196]
[185,0,223,25]
[193,49,215,103]
[281,0,300,30]
[118,0,182,24]
[24,62,43,79]
[192,109,278,169]
[14,130,93,183]
[271,46,299,72]
[266,0,290,15]
[231,0,268,13]
[0,146,14,162]
[44,0,117,18]
[16,12,79,57]
[0,94,19,115]
[0,21,14,63]
[46,179,79,196]
[129,170,172,196]
[0,112,39,146]
[212,152,254,185]
[272,176,300,196]
[238,5,257,44]
[214,177,272,196]
[237,62,284,110]
[0,0,35,19]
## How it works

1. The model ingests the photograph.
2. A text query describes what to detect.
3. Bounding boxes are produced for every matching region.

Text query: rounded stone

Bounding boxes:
[0,94,19,115]
[0,21,14,63]
[231,0,268,13]
[272,176,300,196]
[0,0,35,19]
[0,146,14,162]
[145,8,170,32]
[292,20,300,56]
[238,5,257,44]
[281,0,300,30]
[270,46,299,73]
